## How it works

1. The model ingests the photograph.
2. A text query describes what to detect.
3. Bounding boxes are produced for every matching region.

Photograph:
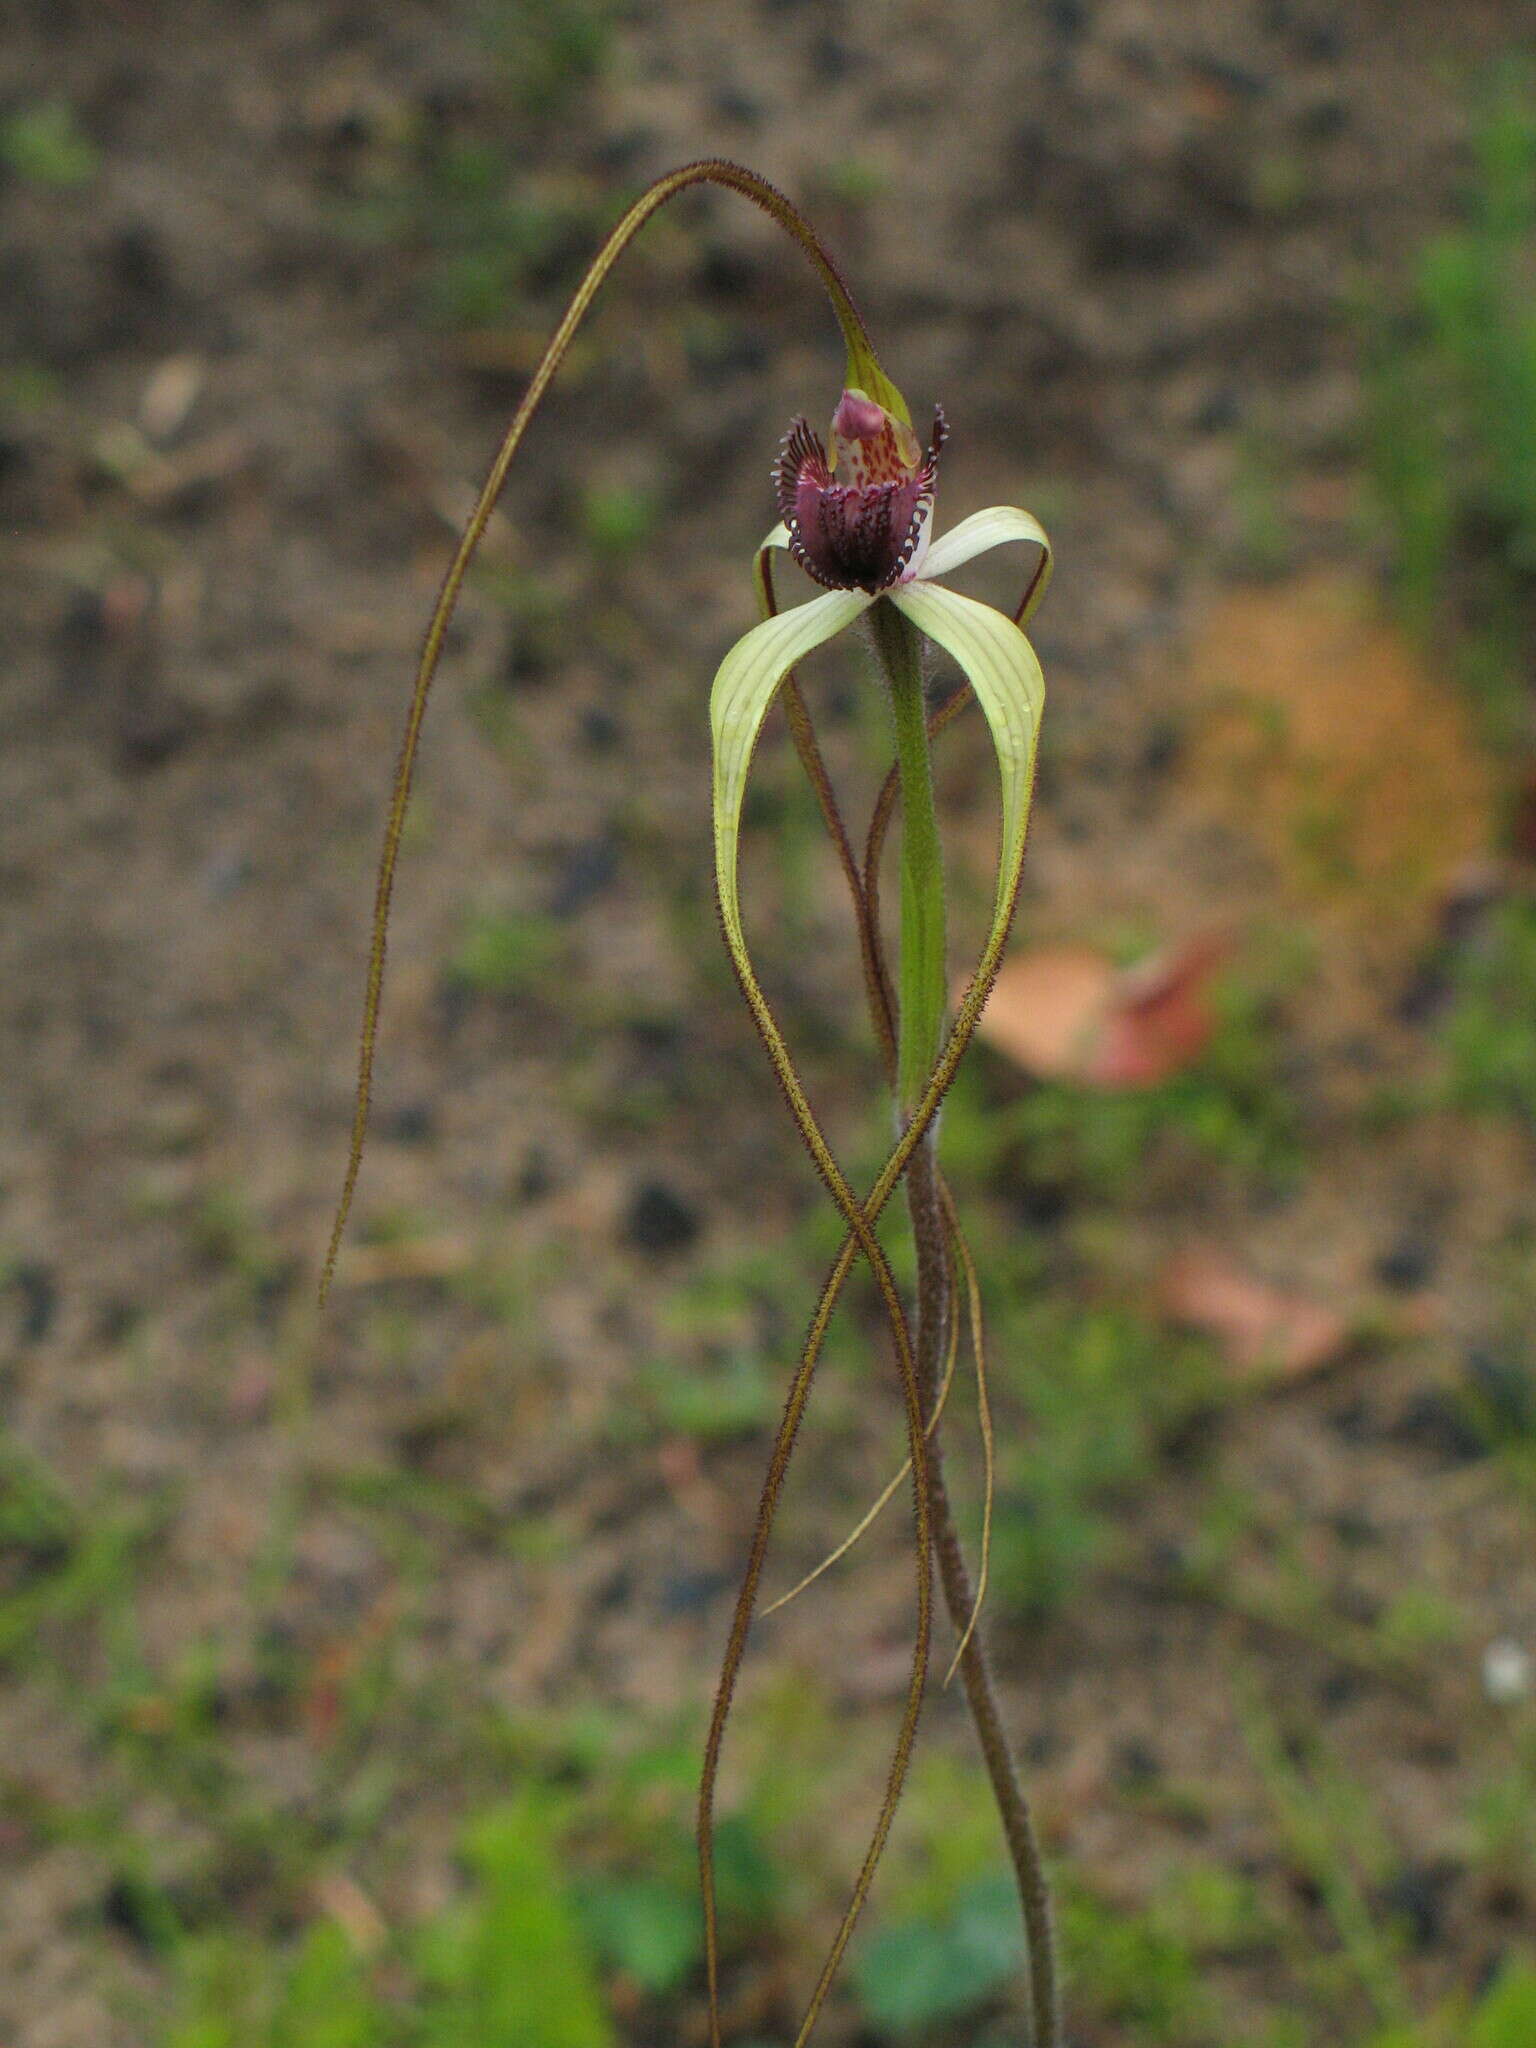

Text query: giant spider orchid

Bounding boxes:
[320,160,1060,2048]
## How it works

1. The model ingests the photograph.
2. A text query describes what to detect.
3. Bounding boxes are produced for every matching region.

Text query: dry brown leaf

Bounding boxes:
[974,935,1226,1088]
[1087,934,1229,1087]
[1157,1244,1350,1385]
[971,944,1115,1078]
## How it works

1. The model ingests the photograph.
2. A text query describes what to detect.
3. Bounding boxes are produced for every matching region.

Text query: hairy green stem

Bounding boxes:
[872,600,948,1114]
[873,609,1061,2048]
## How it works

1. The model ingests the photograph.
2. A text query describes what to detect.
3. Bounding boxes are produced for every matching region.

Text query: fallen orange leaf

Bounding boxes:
[1087,935,1230,1087]
[971,944,1115,1080]
[1156,1245,1349,1384]
[1184,572,1493,950]
[973,936,1227,1090]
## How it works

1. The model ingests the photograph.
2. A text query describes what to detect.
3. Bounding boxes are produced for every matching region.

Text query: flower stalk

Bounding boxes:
[871,598,948,1116]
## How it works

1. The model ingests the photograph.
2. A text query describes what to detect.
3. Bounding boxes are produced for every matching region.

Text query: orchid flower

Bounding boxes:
[711,384,1052,1125]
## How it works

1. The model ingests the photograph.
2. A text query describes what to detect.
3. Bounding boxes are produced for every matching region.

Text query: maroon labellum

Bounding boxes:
[775,388,947,593]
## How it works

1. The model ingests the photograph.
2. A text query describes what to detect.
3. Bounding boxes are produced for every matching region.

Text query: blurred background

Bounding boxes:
[3,3,1535,2044]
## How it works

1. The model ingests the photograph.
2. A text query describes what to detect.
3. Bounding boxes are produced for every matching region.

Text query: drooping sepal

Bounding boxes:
[711,589,875,959]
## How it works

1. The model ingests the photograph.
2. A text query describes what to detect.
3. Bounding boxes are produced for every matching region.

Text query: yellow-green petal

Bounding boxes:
[887,580,1045,933]
[919,504,1051,591]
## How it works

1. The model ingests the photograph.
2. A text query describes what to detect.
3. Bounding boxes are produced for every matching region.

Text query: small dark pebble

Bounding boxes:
[623,1180,701,1256]
[1376,1860,1458,1953]
[1328,1509,1377,1549]
[710,86,762,127]
[1395,963,1447,1027]
[1195,386,1242,433]
[100,1875,165,1951]
[1001,1176,1071,1232]
[7,1262,57,1344]
[1328,1396,1374,1445]
[516,1146,554,1204]
[381,1102,435,1145]
[697,242,761,301]
[579,705,622,754]
[1335,1584,1379,1626]
[109,222,171,309]
[1296,21,1343,61]
[395,1411,465,1469]
[55,588,110,668]
[16,1528,70,1574]
[502,633,552,690]
[1089,212,1198,275]
[1465,1348,1536,1437]
[1402,879,1505,1022]
[1297,96,1348,142]
[1388,1390,1486,1466]
[811,33,853,82]
[1023,1727,1060,1768]
[433,975,474,1041]
[228,1669,294,1724]
[1485,1884,1529,1924]
[118,698,198,774]
[1161,1405,1219,1471]
[624,1016,685,1076]
[0,432,29,486]
[546,835,618,919]
[1189,56,1270,100]
[660,1568,735,1616]
[1373,1233,1435,1293]
[254,1259,300,1328]
[1317,1669,1360,1712]
[596,1566,637,1614]
[1262,3,1342,58]
[96,1297,139,1346]
[591,127,653,175]
[1111,1737,1162,1790]
[1338,1033,1383,1074]
[1139,718,1183,779]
